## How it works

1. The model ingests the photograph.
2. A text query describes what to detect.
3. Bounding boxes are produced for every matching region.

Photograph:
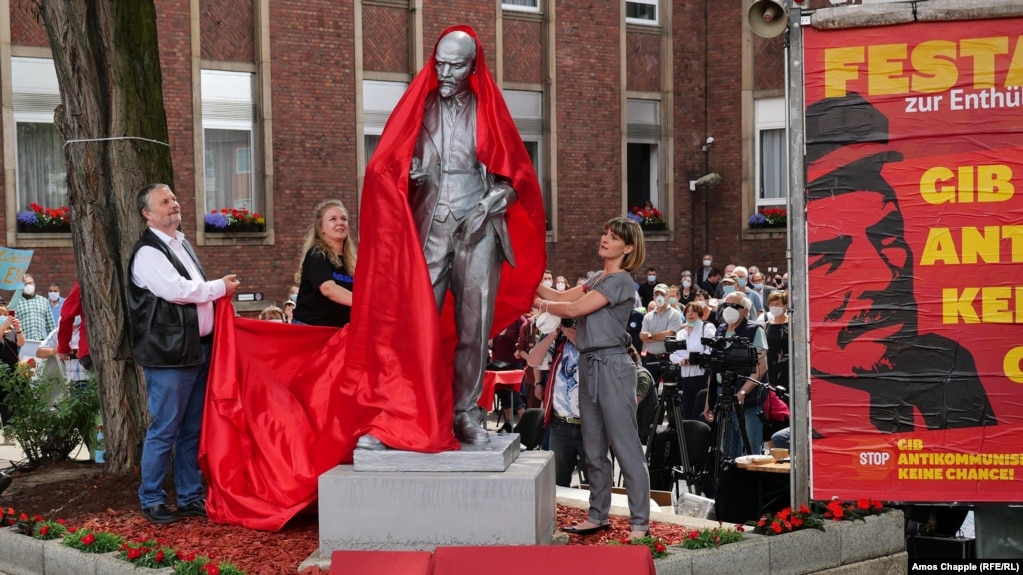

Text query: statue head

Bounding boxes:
[434,30,476,99]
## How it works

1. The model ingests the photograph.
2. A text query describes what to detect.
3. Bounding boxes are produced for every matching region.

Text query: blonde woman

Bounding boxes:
[293,199,357,327]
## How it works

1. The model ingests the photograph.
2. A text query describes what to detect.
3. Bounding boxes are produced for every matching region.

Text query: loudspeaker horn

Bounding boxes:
[748,0,788,38]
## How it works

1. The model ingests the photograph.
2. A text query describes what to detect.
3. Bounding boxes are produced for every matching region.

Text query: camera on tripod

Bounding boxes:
[664,335,758,373]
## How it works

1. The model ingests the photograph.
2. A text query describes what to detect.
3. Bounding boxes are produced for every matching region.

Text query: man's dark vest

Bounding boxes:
[128,228,207,367]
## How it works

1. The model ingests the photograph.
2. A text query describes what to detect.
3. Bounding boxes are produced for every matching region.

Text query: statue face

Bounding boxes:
[434,33,475,99]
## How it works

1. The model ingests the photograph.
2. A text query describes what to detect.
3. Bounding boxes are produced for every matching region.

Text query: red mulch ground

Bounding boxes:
[1,460,692,574]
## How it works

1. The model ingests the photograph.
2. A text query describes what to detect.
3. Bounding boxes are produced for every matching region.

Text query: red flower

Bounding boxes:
[202,564,220,575]
[67,526,77,533]
[791,516,804,527]
[82,533,96,545]
[57,518,67,525]
[798,504,811,515]
[177,550,197,562]
[18,513,28,521]
[39,525,50,536]
[757,518,766,527]
[220,208,229,214]
[127,547,143,560]
[687,530,699,540]
[778,507,791,520]
[873,499,883,509]
[771,521,783,534]
[655,542,667,553]
[735,524,745,532]
[857,498,871,510]
[155,550,166,563]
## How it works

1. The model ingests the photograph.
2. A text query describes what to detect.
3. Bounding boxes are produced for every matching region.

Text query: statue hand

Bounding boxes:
[455,206,488,245]
[409,158,428,184]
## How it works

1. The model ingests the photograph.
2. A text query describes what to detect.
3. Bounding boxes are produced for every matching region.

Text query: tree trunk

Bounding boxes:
[36,1,174,474]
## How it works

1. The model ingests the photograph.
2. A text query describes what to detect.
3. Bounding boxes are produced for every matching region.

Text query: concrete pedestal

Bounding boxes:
[318,451,555,552]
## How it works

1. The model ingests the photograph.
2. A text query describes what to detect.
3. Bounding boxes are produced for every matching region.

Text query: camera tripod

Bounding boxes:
[645,372,709,496]
[704,371,758,489]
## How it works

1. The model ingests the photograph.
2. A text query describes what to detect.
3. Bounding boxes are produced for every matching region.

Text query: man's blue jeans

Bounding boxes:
[138,342,211,508]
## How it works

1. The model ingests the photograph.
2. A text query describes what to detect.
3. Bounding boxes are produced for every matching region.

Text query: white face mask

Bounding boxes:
[654,295,666,308]
[703,259,712,267]
[48,291,61,302]
[770,306,784,317]
[752,283,764,291]
[289,293,298,302]
[541,280,554,288]
[555,282,566,291]
[722,306,742,325]
[667,297,678,306]
[647,275,657,283]
[22,284,35,297]
[682,279,692,289]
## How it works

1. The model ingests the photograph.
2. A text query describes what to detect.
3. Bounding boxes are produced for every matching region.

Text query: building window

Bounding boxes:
[201,70,258,215]
[12,57,67,215]
[626,0,658,25]
[363,80,409,165]
[503,89,548,230]
[755,97,787,210]
[502,0,540,12]
[626,98,661,219]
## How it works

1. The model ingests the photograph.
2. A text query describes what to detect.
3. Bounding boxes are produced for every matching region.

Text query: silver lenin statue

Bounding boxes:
[357,30,517,449]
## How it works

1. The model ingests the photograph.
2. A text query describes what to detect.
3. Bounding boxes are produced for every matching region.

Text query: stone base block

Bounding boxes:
[354,433,519,472]
[319,451,555,552]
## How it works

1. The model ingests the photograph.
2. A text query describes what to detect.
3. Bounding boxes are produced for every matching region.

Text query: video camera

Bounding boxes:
[664,335,758,373]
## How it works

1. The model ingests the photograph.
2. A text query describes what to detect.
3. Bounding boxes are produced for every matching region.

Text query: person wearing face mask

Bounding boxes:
[11,273,56,340]
[698,255,717,291]
[554,275,568,292]
[286,285,299,304]
[731,266,763,315]
[639,283,682,385]
[678,272,696,307]
[749,271,774,313]
[702,292,768,459]
[666,286,682,312]
[47,283,65,325]
[714,274,738,324]
[637,267,658,311]
[540,270,555,290]
[282,300,296,324]
[669,301,717,420]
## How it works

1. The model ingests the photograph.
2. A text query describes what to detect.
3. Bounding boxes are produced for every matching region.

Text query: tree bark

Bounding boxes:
[35,1,174,474]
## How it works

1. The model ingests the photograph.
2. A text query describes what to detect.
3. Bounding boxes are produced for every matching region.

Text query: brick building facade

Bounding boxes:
[1,0,788,311]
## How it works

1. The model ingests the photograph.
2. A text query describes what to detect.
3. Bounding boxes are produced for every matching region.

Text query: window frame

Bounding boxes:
[501,0,540,13]
[11,57,70,233]
[625,0,659,26]
[626,97,663,225]
[502,89,547,230]
[754,97,788,211]
[199,69,261,228]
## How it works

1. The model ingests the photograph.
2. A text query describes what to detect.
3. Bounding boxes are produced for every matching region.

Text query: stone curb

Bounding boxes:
[0,527,173,575]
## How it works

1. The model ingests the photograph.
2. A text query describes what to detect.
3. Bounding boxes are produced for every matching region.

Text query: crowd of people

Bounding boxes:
[487,248,793,522]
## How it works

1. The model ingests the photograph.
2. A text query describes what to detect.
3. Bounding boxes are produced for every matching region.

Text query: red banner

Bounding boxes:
[804,19,1023,502]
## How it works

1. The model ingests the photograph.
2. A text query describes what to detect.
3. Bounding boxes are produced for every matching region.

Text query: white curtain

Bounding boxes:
[17,122,68,210]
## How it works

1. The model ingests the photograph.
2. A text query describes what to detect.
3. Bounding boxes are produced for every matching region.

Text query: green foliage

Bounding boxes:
[119,538,181,569]
[678,524,746,550]
[609,534,670,559]
[32,519,67,540]
[61,528,124,553]
[0,363,99,464]
[173,555,246,575]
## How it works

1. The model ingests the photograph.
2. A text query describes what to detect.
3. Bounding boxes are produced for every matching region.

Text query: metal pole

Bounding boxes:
[785,0,810,509]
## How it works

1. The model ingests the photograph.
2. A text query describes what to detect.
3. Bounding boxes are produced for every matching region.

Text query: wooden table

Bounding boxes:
[737,460,791,474]
[722,459,791,521]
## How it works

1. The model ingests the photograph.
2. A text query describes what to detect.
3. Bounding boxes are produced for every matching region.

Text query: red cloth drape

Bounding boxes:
[199,24,546,532]
[200,303,350,531]
[337,24,547,456]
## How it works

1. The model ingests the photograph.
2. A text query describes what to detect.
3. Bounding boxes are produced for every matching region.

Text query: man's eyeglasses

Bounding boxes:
[721,303,744,311]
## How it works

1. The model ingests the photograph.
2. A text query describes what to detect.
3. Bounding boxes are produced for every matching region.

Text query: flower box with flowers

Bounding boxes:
[204,208,265,233]
[628,204,667,231]
[748,207,786,230]
[16,203,72,234]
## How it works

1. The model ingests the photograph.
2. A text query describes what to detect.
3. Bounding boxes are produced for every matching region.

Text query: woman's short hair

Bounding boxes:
[603,217,646,272]
[259,305,285,321]
[767,290,788,306]
[683,301,705,316]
